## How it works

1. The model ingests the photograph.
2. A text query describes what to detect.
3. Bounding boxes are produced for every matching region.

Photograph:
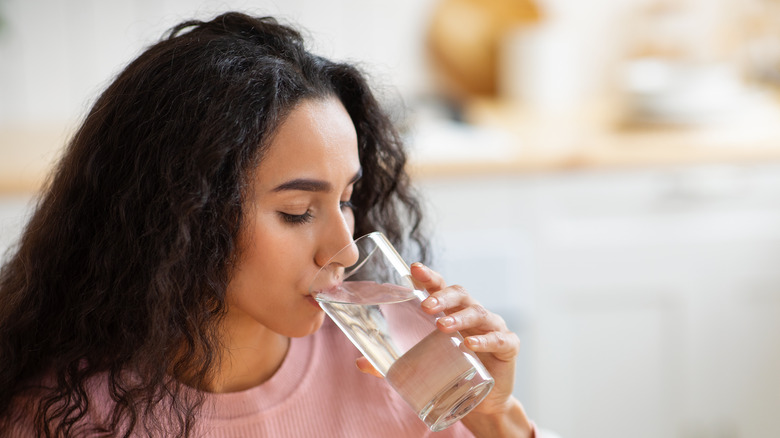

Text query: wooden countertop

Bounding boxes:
[4,98,780,193]
[408,98,780,178]
[0,123,74,194]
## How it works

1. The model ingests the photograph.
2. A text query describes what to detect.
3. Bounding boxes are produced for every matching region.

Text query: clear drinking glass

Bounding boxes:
[309,231,494,431]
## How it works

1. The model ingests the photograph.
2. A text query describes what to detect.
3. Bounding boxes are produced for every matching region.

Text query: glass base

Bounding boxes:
[419,368,495,432]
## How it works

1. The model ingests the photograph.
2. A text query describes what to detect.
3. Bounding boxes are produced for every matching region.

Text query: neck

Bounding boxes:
[208,313,290,393]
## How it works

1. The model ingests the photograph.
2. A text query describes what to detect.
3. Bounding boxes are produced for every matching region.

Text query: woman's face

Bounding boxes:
[226,97,361,338]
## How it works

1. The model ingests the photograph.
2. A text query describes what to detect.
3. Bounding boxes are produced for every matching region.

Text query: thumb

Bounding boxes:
[355,357,383,378]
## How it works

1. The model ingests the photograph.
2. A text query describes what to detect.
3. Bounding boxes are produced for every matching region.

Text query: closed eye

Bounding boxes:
[279,210,314,225]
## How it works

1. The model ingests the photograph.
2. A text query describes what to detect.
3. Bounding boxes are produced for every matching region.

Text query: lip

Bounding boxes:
[305,295,321,309]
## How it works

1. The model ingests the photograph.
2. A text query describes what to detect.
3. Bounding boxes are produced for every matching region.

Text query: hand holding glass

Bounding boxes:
[310,232,494,431]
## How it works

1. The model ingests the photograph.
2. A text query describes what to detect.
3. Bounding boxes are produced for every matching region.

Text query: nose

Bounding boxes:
[314,209,359,269]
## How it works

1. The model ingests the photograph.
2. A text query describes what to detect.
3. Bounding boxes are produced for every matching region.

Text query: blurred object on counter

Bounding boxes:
[624,0,739,62]
[498,1,652,114]
[426,0,541,101]
[404,96,517,166]
[738,0,780,89]
[616,0,780,127]
[619,58,776,126]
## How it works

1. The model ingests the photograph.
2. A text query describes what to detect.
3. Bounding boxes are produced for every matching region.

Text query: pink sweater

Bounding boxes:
[9,320,479,437]
[192,319,476,437]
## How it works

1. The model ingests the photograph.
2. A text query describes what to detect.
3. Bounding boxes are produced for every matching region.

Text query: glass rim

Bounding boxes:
[309,231,411,296]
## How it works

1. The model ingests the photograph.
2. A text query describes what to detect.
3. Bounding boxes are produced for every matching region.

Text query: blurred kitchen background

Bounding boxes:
[3,0,780,437]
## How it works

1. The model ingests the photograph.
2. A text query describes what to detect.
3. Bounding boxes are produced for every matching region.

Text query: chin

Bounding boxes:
[288,312,326,338]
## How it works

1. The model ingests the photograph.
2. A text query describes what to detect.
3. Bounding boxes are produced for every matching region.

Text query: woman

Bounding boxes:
[0,12,534,437]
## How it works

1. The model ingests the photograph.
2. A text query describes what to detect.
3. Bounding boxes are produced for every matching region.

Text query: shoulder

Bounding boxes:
[2,372,121,437]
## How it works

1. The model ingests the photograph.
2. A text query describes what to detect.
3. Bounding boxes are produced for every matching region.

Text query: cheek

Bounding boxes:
[233,219,286,284]
[228,230,298,306]
[248,218,313,277]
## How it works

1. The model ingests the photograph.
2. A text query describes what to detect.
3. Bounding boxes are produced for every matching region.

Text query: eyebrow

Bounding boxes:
[271,168,363,193]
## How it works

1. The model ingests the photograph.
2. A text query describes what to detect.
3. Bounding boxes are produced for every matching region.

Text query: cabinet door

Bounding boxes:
[419,164,780,438]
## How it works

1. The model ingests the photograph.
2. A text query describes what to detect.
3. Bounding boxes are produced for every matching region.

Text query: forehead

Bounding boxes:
[253,97,360,191]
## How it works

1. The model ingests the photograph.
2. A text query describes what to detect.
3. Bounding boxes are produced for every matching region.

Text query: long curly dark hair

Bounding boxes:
[0,12,428,437]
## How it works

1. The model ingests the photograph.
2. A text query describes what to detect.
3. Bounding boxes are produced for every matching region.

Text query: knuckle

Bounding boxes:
[450,284,468,297]
[507,332,520,348]
[472,304,489,318]
[429,290,445,301]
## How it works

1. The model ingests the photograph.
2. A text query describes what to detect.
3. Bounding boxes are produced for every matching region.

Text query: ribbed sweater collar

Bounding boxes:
[198,331,317,419]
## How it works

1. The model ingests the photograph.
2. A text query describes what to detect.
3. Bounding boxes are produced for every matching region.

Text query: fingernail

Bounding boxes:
[422,297,438,310]
[466,337,481,348]
[439,316,455,327]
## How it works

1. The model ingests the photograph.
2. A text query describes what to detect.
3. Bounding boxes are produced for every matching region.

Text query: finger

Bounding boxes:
[422,284,476,315]
[413,263,452,312]
[435,304,507,333]
[410,263,446,293]
[355,356,383,378]
[464,331,521,361]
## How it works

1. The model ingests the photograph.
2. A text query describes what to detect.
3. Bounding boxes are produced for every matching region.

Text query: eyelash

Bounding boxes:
[279,201,355,226]
[280,211,314,225]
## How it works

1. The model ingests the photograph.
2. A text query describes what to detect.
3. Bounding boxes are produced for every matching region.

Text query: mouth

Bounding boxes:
[305,295,321,309]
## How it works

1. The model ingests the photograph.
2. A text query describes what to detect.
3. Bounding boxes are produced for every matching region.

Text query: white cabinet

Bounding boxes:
[418,163,780,438]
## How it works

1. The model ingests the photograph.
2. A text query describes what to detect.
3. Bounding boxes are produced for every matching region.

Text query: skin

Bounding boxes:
[214,97,361,393]
[212,96,532,436]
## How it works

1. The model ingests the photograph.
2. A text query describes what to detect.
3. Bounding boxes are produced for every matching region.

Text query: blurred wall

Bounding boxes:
[0,0,445,191]
[0,0,439,126]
